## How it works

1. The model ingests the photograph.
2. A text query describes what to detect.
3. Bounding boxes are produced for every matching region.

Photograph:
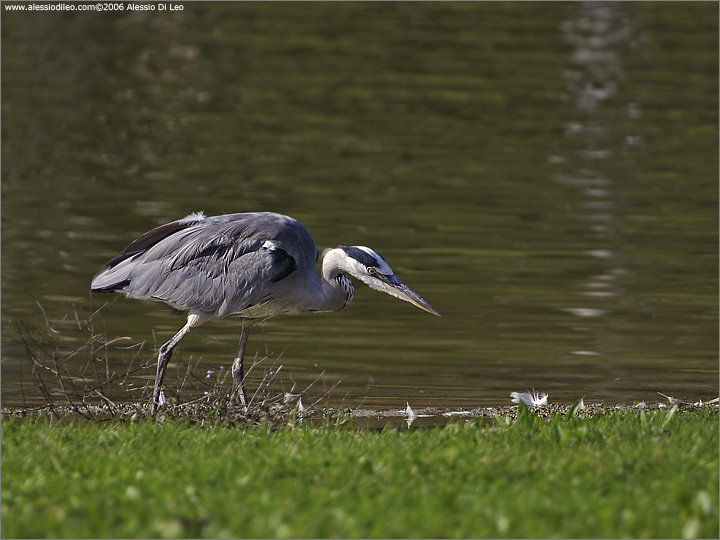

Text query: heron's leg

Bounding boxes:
[232,320,252,408]
[151,314,202,415]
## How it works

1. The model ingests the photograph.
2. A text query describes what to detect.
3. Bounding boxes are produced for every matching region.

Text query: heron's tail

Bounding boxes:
[90,257,135,293]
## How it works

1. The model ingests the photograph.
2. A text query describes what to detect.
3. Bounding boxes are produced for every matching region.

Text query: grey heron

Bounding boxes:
[91,211,440,414]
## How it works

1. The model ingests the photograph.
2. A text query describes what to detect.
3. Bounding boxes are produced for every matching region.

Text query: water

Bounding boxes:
[2,2,717,410]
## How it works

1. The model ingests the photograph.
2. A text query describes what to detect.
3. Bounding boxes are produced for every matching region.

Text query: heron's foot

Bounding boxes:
[151,348,173,415]
[231,357,249,409]
[231,380,249,409]
[231,386,249,409]
[150,395,159,416]
[238,389,249,409]
[150,385,167,415]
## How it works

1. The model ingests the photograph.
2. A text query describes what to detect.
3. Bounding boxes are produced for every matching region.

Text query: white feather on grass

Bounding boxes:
[510,389,548,407]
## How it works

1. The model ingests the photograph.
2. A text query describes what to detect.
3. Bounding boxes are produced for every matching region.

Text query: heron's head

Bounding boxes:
[323,246,441,316]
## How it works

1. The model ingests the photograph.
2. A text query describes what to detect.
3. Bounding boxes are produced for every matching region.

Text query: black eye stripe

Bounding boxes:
[340,246,380,267]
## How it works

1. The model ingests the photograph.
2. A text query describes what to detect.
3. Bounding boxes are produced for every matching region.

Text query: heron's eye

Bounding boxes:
[367,267,377,275]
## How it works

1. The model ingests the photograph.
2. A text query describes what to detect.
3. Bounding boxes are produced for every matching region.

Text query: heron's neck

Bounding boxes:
[314,249,355,312]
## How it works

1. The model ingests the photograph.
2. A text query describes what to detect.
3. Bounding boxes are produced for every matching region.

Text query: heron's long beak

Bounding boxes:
[379,275,441,316]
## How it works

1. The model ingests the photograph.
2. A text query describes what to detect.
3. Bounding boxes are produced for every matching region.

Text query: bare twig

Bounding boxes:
[11,303,343,424]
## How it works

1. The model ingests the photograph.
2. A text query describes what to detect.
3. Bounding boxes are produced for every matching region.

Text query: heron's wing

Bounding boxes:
[94,214,207,278]
[91,213,305,318]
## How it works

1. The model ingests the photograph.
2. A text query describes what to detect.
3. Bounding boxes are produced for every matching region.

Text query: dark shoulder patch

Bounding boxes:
[340,246,379,267]
[269,247,297,283]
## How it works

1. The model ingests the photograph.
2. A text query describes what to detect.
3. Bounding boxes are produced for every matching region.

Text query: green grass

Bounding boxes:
[2,407,718,539]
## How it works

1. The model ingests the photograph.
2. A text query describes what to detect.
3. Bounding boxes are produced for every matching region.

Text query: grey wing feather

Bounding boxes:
[91,213,310,319]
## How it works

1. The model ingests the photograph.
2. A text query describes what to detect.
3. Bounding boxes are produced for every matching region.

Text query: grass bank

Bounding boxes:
[2,406,718,539]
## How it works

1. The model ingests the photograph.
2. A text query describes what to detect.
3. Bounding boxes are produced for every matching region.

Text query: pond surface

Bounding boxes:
[2,2,717,410]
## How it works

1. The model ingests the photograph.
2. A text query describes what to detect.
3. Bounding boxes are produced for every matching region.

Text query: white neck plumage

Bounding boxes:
[317,248,357,312]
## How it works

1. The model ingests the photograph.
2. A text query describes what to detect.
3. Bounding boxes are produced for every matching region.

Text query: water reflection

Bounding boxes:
[553,2,641,357]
